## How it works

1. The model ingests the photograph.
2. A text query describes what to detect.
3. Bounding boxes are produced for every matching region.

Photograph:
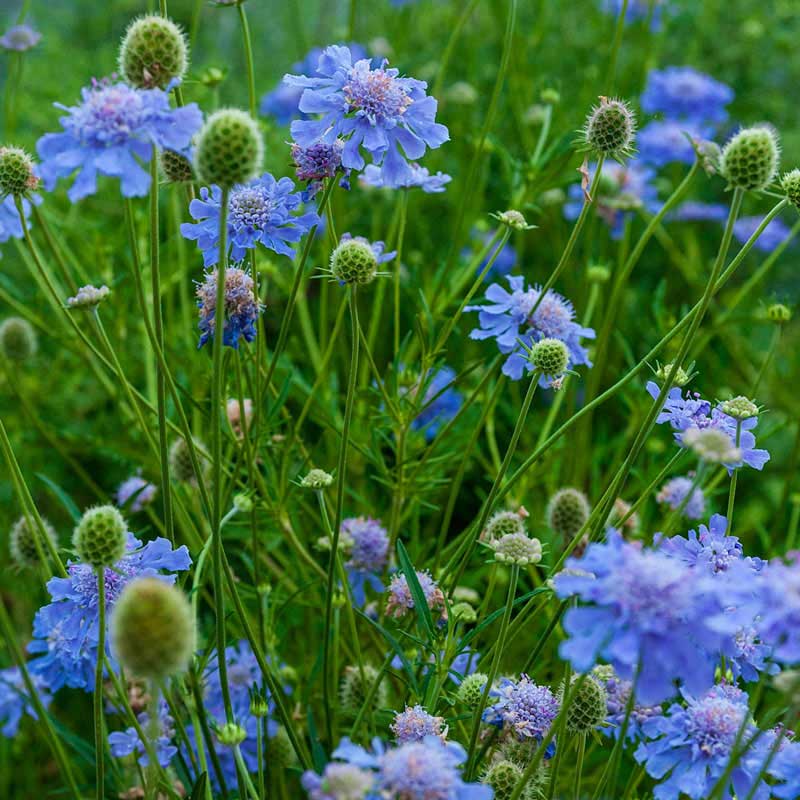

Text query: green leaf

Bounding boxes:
[396,540,436,642]
[188,773,208,800]
[35,473,81,522]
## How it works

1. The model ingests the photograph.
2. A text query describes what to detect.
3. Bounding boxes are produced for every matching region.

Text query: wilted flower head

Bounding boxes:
[196,266,261,349]
[0,23,41,52]
[37,79,202,201]
[67,284,110,310]
[386,570,447,623]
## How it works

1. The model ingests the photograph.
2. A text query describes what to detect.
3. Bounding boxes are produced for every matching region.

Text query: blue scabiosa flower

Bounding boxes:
[27,533,190,691]
[260,44,370,125]
[386,570,447,624]
[0,194,33,247]
[182,173,320,267]
[285,45,449,187]
[361,162,451,193]
[564,160,659,239]
[641,67,734,125]
[733,215,794,253]
[656,475,706,520]
[634,686,769,800]
[391,705,447,743]
[108,699,177,767]
[483,675,559,754]
[646,381,770,472]
[462,228,517,281]
[466,275,595,383]
[756,559,800,666]
[196,266,261,349]
[600,0,668,28]
[593,666,662,742]
[302,761,376,799]
[291,139,350,199]
[115,473,157,512]
[0,667,51,737]
[554,531,722,704]
[770,740,800,800]
[340,516,389,605]
[638,119,712,167]
[670,201,729,223]
[406,367,463,441]
[37,79,202,202]
[0,23,41,52]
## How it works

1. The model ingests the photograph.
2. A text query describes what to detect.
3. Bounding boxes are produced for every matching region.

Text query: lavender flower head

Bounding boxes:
[181,173,320,267]
[733,215,794,254]
[466,275,595,383]
[0,667,51,737]
[291,139,350,199]
[285,44,449,187]
[27,533,191,691]
[37,79,202,202]
[756,559,800,666]
[116,473,157,512]
[0,24,42,52]
[634,685,769,800]
[592,665,662,742]
[641,67,734,124]
[361,162,451,193]
[108,699,176,767]
[656,475,706,520]
[340,516,389,605]
[391,705,447,743]
[302,761,376,799]
[483,675,559,753]
[386,570,447,624]
[196,266,261,349]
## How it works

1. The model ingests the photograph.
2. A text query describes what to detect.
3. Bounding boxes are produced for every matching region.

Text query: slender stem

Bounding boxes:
[606,0,630,92]
[393,190,409,356]
[751,323,781,396]
[726,422,742,534]
[573,734,586,800]
[94,568,106,800]
[237,4,257,117]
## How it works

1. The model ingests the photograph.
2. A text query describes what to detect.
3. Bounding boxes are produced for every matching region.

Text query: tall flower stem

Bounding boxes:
[572,733,586,800]
[94,568,106,800]
[393,189,409,356]
[751,322,781,396]
[322,285,360,746]
[466,563,519,776]
[726,422,742,534]
[237,3,257,117]
[605,0,630,92]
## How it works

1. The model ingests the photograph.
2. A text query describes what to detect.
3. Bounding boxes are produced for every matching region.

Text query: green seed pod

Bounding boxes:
[160,148,194,183]
[456,672,488,709]
[9,515,57,568]
[339,664,388,716]
[169,436,209,486]
[483,760,539,800]
[0,317,38,362]
[0,146,39,196]
[300,468,334,489]
[720,126,780,191]
[217,722,247,747]
[561,674,607,734]
[781,169,800,208]
[119,15,188,90]
[546,488,590,540]
[111,577,194,680]
[586,263,611,284]
[330,238,379,285]
[484,510,527,541]
[73,505,127,568]
[194,109,264,188]
[529,338,569,377]
[582,97,637,160]
[451,602,477,624]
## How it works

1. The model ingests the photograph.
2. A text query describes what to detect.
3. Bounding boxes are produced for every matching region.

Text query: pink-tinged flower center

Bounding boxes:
[71,84,147,146]
[343,67,412,124]
[685,698,744,758]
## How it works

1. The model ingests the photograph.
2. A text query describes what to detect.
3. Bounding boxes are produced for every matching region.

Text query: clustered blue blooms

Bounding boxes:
[646,380,770,472]
[594,667,662,742]
[37,78,202,201]
[195,266,261,349]
[361,162,451,193]
[27,533,190,691]
[302,735,492,799]
[385,569,447,623]
[656,475,706,520]
[108,698,177,768]
[0,667,51,737]
[340,516,389,605]
[467,275,595,383]
[115,473,157,512]
[181,173,320,267]
[391,705,447,743]
[285,44,449,187]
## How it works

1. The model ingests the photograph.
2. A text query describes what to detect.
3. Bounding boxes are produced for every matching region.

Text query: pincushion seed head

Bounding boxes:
[492,533,543,566]
[118,15,188,90]
[768,303,792,324]
[10,515,57,568]
[217,722,247,747]
[582,97,637,161]
[169,436,208,485]
[457,672,488,709]
[300,468,334,489]
[66,284,110,310]
[72,504,127,568]
[339,664,387,716]
[160,149,194,183]
[654,361,692,388]
[720,396,760,420]
[781,168,800,208]
[452,601,477,623]
[110,577,194,680]
[330,237,379,285]
[483,760,540,800]
[546,487,591,540]
[720,126,780,191]
[561,674,607,734]
[0,317,37,362]
[529,337,569,377]
[267,726,297,767]
[484,509,527,541]
[0,146,39,196]
[194,109,263,188]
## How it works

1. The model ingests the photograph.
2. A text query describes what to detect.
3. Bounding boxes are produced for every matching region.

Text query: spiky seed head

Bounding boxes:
[546,487,590,539]
[110,577,194,679]
[530,337,569,377]
[781,169,800,208]
[330,238,378,285]
[720,396,760,421]
[160,149,194,183]
[10,515,57,568]
[583,97,636,160]
[495,209,530,230]
[561,674,607,734]
[266,726,298,767]
[169,436,208,485]
[0,146,39,196]
[484,509,527,541]
[483,760,528,800]
[586,263,611,284]
[768,303,792,324]
[0,317,37,362]
[339,664,387,716]
[451,602,477,623]
[456,672,488,709]
[492,533,543,566]
[720,126,780,191]
[118,15,188,90]
[73,505,127,567]
[195,109,264,188]
[300,468,334,489]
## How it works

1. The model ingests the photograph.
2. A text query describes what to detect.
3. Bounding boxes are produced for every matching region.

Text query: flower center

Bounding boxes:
[686,698,744,758]
[73,84,146,147]
[343,66,412,124]
[229,187,272,230]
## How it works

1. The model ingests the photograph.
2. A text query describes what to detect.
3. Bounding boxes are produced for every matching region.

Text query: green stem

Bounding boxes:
[726,422,742,534]
[751,323,780,396]
[606,0,630,92]
[573,734,586,800]
[237,4,257,117]
[393,190,409,356]
[94,568,106,800]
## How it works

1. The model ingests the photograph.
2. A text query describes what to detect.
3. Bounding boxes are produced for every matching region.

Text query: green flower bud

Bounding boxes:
[546,488,590,540]
[483,509,527,541]
[540,88,560,105]
[767,303,791,324]
[561,674,607,734]
[654,362,692,388]
[456,672,488,709]
[160,148,194,183]
[720,396,759,421]
[492,533,543,566]
[233,493,254,513]
[169,436,209,486]
[330,238,378,285]
[0,317,37,362]
[0,146,39,196]
[119,15,188,90]
[73,505,127,567]
[720,126,780,191]
[10,515,57,568]
[582,97,637,160]
[451,602,477,624]
[195,109,264,188]
[300,468,334,489]
[530,337,569,377]
[217,722,247,747]
[586,263,611,284]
